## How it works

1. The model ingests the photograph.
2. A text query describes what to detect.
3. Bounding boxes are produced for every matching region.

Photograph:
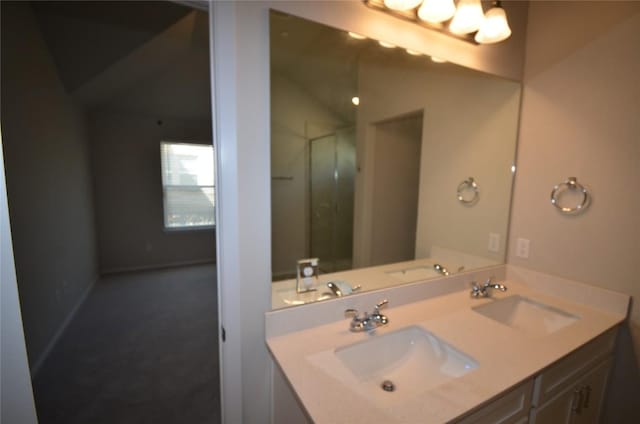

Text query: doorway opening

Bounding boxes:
[0,1,220,423]
[369,112,423,266]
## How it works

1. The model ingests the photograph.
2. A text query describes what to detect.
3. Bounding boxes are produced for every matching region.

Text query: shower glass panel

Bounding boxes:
[309,128,355,273]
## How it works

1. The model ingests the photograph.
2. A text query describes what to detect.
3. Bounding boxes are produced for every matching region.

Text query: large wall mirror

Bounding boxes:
[270,10,521,309]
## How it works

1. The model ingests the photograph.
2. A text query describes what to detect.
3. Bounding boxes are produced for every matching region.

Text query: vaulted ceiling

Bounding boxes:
[31,1,211,119]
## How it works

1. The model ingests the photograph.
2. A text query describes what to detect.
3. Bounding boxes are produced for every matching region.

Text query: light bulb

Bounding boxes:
[475,4,512,44]
[348,31,367,40]
[431,56,447,63]
[449,0,485,35]
[352,96,360,106]
[378,40,397,48]
[383,0,423,11]
[417,0,456,24]
[406,48,423,56]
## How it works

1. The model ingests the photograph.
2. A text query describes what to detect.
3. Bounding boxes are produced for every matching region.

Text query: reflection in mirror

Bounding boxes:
[270,11,521,309]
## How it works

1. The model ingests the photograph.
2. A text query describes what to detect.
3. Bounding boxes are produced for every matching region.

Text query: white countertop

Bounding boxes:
[266,268,628,423]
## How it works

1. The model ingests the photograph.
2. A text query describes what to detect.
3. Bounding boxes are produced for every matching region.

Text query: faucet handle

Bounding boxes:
[375,299,389,311]
[483,276,507,292]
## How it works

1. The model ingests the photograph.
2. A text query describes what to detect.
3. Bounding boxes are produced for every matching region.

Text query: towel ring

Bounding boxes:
[457,177,479,205]
[550,177,590,214]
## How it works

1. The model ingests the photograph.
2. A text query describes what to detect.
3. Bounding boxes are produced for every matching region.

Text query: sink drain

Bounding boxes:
[381,380,395,392]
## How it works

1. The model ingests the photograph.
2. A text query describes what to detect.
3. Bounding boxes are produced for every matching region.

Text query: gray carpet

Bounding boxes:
[32,264,221,424]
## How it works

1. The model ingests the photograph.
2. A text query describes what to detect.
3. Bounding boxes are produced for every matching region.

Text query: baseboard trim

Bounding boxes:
[30,274,98,378]
[101,258,215,275]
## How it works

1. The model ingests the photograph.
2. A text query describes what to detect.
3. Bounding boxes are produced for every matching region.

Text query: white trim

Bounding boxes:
[210,2,243,423]
[101,259,215,275]
[30,274,99,377]
[1,128,39,423]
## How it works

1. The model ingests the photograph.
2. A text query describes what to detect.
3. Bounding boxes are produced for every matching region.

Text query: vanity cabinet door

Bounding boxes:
[529,386,576,424]
[532,329,616,407]
[456,380,533,424]
[529,357,611,424]
[572,358,611,424]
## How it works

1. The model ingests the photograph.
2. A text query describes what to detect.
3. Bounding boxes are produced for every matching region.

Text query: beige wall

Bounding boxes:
[415,69,519,264]
[0,2,99,369]
[90,112,215,273]
[354,57,520,267]
[508,1,640,421]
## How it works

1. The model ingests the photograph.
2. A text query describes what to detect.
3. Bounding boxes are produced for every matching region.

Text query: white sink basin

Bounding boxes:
[472,295,579,337]
[308,326,478,404]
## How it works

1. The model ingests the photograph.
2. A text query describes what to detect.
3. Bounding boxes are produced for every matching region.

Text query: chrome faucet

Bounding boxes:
[470,277,507,298]
[344,300,389,332]
[327,281,362,297]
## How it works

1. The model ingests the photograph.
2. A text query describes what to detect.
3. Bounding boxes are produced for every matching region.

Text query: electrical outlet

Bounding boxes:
[516,238,530,259]
[488,233,500,253]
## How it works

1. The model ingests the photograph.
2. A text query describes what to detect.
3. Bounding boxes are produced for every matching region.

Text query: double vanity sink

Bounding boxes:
[266,266,629,423]
[326,294,578,399]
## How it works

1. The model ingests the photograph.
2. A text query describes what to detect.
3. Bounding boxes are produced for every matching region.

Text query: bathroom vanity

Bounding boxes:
[266,265,628,423]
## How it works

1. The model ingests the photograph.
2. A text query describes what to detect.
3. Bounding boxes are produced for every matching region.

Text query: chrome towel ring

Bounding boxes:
[457,177,479,205]
[550,177,590,214]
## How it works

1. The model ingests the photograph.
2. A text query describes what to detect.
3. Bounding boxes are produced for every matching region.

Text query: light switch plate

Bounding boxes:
[516,238,530,259]
[488,233,500,253]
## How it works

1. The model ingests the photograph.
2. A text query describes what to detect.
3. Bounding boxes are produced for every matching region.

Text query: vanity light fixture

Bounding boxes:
[348,31,367,40]
[378,40,397,48]
[418,0,456,24]
[474,1,511,43]
[363,0,513,44]
[384,0,423,11]
[449,0,485,35]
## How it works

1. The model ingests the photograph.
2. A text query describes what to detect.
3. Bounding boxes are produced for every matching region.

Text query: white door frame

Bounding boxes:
[209,2,241,421]
[209,1,275,421]
[0,130,39,423]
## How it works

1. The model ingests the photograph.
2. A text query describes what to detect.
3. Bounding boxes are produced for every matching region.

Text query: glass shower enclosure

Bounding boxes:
[309,127,355,274]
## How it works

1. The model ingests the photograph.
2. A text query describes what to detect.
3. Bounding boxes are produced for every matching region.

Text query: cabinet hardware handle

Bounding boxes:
[572,388,584,415]
[583,385,592,408]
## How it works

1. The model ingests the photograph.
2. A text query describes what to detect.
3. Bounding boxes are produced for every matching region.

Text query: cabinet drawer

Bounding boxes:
[456,380,533,424]
[532,328,616,406]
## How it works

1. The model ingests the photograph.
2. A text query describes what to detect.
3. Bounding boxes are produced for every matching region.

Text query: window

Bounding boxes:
[160,141,215,229]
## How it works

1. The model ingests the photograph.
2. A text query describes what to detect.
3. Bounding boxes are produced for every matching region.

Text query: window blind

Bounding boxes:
[160,141,215,229]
